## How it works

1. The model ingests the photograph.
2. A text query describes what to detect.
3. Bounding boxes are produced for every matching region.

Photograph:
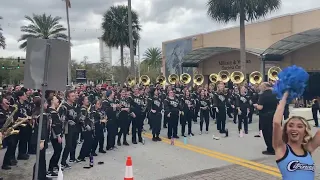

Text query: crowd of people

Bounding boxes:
[0,80,319,180]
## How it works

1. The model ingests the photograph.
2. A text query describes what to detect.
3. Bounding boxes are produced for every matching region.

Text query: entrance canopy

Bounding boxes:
[181,47,264,67]
[262,28,320,56]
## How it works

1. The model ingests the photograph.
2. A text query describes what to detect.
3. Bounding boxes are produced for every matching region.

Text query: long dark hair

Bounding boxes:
[32,97,41,116]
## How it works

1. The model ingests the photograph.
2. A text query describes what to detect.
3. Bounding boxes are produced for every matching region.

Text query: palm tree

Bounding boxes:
[143,47,162,72]
[18,13,68,49]
[101,5,141,82]
[0,16,6,49]
[207,0,281,72]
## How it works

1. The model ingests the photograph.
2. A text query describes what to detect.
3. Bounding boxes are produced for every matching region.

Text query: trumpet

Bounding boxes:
[127,76,136,87]
[156,75,166,86]
[249,71,263,85]
[168,74,179,85]
[193,74,204,86]
[180,73,191,85]
[209,73,219,84]
[140,75,150,86]
[268,66,281,81]
[218,70,230,83]
[230,71,245,84]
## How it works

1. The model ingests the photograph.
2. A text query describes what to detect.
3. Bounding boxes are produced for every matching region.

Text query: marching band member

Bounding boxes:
[117,89,131,146]
[147,88,163,141]
[199,89,211,135]
[214,81,228,134]
[59,90,77,169]
[91,99,107,155]
[103,90,118,150]
[77,95,94,161]
[164,89,180,139]
[235,86,250,135]
[47,95,62,177]
[181,90,194,137]
[311,97,319,127]
[129,87,142,144]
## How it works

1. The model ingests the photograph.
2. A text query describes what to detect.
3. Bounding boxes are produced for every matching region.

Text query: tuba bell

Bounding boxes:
[218,70,230,83]
[156,75,166,86]
[180,73,191,85]
[249,71,263,85]
[193,74,204,86]
[268,66,281,81]
[168,74,179,85]
[139,75,150,86]
[230,71,245,84]
[209,73,219,84]
[127,76,136,87]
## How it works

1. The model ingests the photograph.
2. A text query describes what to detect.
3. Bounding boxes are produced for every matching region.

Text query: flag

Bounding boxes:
[66,0,71,8]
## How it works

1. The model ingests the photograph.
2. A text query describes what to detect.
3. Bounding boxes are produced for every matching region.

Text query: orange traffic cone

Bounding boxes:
[124,156,133,180]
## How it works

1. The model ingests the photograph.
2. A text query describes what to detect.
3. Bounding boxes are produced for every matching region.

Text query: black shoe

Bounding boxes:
[17,154,29,160]
[47,171,58,178]
[262,150,275,155]
[168,136,171,139]
[156,137,162,141]
[92,152,98,156]
[69,159,75,163]
[173,135,179,139]
[132,141,137,144]
[9,159,17,166]
[1,165,11,170]
[123,141,129,146]
[99,149,106,154]
[61,163,71,170]
[182,134,186,137]
[152,137,157,141]
[225,129,229,137]
[117,141,121,146]
[254,134,261,137]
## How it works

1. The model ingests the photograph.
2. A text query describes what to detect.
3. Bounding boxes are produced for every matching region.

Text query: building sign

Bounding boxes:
[219,59,251,70]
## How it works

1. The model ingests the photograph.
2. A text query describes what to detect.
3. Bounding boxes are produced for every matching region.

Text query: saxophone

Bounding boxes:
[0,105,18,148]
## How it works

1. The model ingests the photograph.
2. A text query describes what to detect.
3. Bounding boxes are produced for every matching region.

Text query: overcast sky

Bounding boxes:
[1,0,320,65]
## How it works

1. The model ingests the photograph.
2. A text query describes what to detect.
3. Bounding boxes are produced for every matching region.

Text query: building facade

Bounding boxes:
[98,37,112,66]
[162,8,320,87]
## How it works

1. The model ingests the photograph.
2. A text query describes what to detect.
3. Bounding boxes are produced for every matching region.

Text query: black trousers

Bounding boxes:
[167,111,179,138]
[118,114,129,143]
[200,110,209,132]
[131,114,143,142]
[216,109,226,132]
[233,108,238,123]
[106,121,117,149]
[78,131,93,159]
[261,114,274,153]
[48,138,62,171]
[194,108,199,122]
[33,148,46,180]
[2,135,17,166]
[238,114,248,132]
[61,130,77,164]
[18,125,32,155]
[312,109,319,126]
[92,126,104,152]
[150,112,162,137]
[210,108,216,120]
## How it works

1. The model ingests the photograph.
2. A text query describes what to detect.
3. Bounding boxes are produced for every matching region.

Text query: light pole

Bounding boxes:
[65,0,72,85]
[128,0,135,76]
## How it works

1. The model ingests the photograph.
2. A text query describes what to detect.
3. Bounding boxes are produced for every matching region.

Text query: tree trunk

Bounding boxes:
[120,45,125,83]
[239,1,246,75]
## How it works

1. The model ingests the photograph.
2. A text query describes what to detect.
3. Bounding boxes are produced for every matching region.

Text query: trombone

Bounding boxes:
[168,74,179,85]
[268,66,281,81]
[180,73,191,85]
[127,76,136,87]
[139,75,150,86]
[218,70,230,83]
[193,74,204,86]
[249,71,263,85]
[156,75,166,86]
[230,71,245,84]
[209,73,219,84]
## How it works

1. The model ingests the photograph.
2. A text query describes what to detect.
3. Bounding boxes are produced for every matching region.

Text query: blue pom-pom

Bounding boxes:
[272,65,309,102]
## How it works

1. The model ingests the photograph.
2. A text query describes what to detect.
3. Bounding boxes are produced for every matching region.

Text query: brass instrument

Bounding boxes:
[156,75,166,86]
[268,66,281,81]
[168,74,179,85]
[127,76,136,87]
[140,75,150,86]
[180,73,191,85]
[218,70,230,83]
[209,73,219,84]
[193,74,204,86]
[230,71,245,84]
[0,105,18,147]
[249,71,263,85]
